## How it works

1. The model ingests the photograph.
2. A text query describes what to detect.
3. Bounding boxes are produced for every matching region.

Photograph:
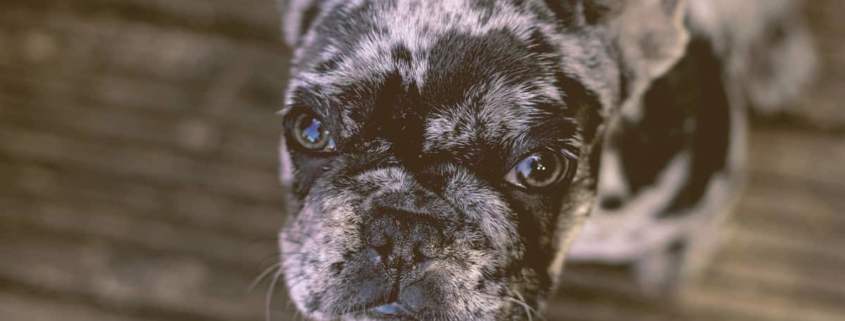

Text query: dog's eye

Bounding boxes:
[505,150,573,189]
[291,113,336,152]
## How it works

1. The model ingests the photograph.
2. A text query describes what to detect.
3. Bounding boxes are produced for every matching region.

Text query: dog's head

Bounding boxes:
[276,0,689,319]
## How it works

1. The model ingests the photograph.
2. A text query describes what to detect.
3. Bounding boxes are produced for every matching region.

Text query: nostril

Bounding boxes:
[415,242,439,262]
[364,210,446,269]
[366,230,388,249]
[367,241,392,265]
[365,230,393,264]
[375,240,392,257]
[412,246,427,264]
[600,195,624,211]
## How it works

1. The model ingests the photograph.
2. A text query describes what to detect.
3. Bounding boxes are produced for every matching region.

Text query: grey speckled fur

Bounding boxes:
[274,0,817,319]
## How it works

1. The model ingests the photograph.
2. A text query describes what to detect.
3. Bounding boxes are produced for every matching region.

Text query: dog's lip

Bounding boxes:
[365,303,417,320]
[374,303,408,315]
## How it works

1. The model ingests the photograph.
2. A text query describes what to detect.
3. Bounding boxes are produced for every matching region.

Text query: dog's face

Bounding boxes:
[277,0,689,320]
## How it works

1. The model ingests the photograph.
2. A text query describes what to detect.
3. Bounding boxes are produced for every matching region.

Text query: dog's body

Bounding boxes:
[275,0,816,319]
[570,0,818,292]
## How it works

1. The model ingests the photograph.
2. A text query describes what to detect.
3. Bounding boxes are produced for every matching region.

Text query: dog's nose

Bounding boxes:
[363,210,444,267]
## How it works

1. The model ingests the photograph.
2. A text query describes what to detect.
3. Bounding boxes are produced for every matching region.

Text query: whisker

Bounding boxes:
[259,254,280,266]
[279,237,305,245]
[247,235,281,246]
[258,251,310,265]
[510,290,546,321]
[250,262,282,292]
[506,297,534,321]
[279,228,311,236]
[266,269,284,321]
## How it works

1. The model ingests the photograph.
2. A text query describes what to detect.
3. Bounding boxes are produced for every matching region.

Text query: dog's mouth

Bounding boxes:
[279,163,539,320]
[366,303,416,320]
[338,302,418,321]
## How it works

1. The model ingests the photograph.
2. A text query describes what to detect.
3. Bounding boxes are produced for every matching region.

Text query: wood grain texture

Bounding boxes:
[0,0,842,320]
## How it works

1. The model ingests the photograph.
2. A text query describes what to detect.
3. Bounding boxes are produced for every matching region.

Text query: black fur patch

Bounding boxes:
[365,71,427,167]
[391,44,414,67]
[613,37,730,217]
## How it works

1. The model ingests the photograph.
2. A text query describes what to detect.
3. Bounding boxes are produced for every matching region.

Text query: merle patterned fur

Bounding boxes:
[273,0,817,319]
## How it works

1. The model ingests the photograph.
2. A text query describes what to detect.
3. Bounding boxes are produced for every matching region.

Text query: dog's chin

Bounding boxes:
[308,307,457,321]
[281,238,525,321]
[281,264,516,321]
[286,293,518,321]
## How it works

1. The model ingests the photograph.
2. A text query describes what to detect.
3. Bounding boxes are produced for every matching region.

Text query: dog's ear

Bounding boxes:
[546,0,689,119]
[610,0,690,80]
[544,0,624,26]
[547,0,689,81]
[278,0,323,48]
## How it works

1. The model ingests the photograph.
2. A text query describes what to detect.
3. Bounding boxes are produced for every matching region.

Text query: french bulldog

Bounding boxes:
[273,0,816,319]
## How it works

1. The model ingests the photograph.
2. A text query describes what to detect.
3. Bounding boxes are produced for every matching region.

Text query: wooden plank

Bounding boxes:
[681,271,845,321]
[0,292,150,321]
[0,125,284,204]
[0,0,283,47]
[0,72,285,148]
[800,0,845,126]
[0,194,279,270]
[0,160,284,227]
[0,10,286,93]
[741,175,841,224]
[0,226,295,321]
[747,127,845,188]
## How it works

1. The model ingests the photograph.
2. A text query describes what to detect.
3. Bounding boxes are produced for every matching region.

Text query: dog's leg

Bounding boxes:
[633,238,685,297]
[631,195,739,297]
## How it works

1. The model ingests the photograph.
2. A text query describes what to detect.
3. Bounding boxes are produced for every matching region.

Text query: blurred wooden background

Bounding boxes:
[0,0,842,320]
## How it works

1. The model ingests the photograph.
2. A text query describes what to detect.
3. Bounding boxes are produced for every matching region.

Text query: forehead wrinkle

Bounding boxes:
[297,41,430,115]
[479,100,547,145]
[287,1,599,136]
[287,0,617,125]
[289,0,603,153]
[309,0,540,94]
[423,72,559,151]
[295,63,430,142]
[376,0,537,47]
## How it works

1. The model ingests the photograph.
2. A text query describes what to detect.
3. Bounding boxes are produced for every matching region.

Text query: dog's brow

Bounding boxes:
[283,85,335,119]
